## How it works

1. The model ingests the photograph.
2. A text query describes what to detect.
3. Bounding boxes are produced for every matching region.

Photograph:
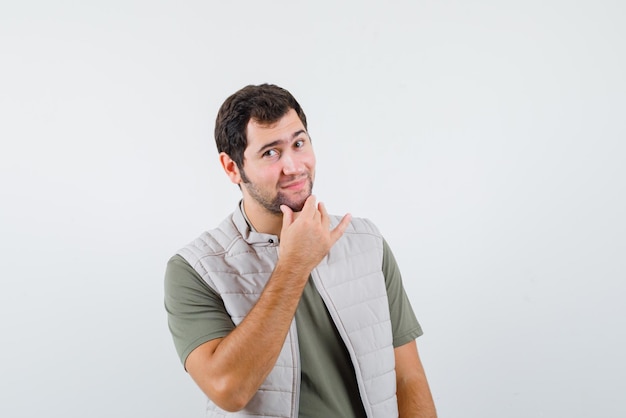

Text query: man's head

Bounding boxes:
[215,84,315,214]
[214,84,308,173]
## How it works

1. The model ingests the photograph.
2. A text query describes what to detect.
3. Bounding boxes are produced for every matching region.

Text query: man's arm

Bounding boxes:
[185,196,351,412]
[395,340,437,418]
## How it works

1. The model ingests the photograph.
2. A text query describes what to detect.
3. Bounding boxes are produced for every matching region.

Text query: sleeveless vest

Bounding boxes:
[178,205,398,417]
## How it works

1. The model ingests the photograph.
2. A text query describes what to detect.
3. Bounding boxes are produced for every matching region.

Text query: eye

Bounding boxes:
[294,139,305,148]
[263,149,278,158]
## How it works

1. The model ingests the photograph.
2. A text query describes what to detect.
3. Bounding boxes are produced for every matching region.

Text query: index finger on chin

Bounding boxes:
[301,194,317,217]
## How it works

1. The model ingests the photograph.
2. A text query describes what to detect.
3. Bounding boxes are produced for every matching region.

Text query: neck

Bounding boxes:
[242,199,283,236]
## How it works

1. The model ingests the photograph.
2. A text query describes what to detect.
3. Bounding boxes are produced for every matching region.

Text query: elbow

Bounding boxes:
[203,376,254,412]
[212,395,249,413]
[185,343,257,412]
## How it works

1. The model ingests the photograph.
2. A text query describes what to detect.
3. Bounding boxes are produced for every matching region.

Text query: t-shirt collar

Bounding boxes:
[232,200,279,246]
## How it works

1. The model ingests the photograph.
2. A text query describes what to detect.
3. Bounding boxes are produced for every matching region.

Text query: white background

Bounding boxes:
[1,1,625,417]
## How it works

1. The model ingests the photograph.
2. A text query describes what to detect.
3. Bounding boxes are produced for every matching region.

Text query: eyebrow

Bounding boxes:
[256,130,307,155]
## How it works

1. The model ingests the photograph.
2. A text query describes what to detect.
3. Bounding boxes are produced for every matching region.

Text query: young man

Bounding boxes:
[164,84,437,417]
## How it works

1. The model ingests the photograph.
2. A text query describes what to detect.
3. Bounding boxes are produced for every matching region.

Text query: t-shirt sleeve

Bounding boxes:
[383,239,423,347]
[164,254,235,367]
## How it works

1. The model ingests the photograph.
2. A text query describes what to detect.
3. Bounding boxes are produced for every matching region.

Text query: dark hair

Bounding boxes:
[214,84,308,169]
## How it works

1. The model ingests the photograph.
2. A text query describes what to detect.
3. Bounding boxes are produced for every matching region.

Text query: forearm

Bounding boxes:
[395,341,437,418]
[397,375,437,418]
[189,261,310,411]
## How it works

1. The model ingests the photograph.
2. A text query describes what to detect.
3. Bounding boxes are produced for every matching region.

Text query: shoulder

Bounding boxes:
[176,211,250,267]
[164,254,217,298]
[329,214,382,237]
[328,215,384,262]
[181,215,240,256]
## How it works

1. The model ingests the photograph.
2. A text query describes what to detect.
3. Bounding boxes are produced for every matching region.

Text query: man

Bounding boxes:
[164,84,437,417]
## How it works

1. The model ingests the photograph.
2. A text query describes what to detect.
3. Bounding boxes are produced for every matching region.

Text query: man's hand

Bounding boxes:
[279,195,351,274]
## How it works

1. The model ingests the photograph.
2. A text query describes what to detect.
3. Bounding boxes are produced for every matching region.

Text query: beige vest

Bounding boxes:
[179,205,398,417]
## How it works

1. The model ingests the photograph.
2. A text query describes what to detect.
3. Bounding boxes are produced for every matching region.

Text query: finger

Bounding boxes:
[280,204,294,228]
[330,213,352,244]
[318,201,330,229]
[300,195,317,218]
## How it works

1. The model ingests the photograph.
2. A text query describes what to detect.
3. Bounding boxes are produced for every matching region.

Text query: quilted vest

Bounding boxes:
[178,205,398,418]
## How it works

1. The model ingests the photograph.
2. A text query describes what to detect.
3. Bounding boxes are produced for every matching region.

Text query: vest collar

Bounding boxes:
[233,200,280,246]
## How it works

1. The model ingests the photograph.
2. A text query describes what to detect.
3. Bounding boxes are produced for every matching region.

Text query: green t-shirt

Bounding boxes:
[164,240,422,417]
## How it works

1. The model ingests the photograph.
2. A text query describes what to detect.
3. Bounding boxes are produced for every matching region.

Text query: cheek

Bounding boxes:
[259,165,284,184]
[305,152,316,169]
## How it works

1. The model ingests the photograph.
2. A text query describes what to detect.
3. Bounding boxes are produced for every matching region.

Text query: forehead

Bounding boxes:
[245,109,306,147]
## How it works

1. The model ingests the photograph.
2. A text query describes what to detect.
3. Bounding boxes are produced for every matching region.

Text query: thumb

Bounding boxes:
[330,213,352,244]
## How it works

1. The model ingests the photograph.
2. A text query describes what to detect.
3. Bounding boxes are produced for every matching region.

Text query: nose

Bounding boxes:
[282,153,304,175]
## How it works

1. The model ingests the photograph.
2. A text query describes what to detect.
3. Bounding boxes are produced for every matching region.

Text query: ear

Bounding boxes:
[219,152,242,185]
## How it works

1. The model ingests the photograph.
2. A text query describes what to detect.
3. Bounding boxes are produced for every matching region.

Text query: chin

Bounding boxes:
[286,201,306,212]
[280,191,311,213]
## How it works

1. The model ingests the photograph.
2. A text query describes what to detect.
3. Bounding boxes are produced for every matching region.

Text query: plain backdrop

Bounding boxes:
[1,1,625,417]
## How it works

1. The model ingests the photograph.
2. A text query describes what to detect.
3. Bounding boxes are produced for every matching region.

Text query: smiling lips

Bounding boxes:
[280,176,309,190]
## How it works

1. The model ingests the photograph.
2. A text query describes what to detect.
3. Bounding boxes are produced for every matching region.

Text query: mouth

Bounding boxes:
[280,176,309,191]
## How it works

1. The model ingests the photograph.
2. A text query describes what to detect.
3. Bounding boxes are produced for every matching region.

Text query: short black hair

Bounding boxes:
[214,83,308,169]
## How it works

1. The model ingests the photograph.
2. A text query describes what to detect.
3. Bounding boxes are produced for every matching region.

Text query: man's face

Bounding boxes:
[239,108,316,214]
